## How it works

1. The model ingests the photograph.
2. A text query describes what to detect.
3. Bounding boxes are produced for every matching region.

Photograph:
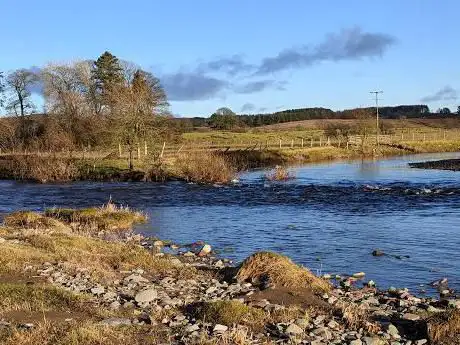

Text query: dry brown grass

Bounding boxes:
[236,252,330,293]
[0,321,163,345]
[44,201,147,234]
[173,152,236,184]
[0,283,89,313]
[5,155,78,183]
[189,300,306,333]
[427,309,460,345]
[264,166,295,181]
[3,211,64,230]
[335,301,380,333]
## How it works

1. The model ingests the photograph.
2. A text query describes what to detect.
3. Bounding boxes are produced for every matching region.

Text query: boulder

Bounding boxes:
[372,250,385,257]
[285,323,304,335]
[197,244,212,256]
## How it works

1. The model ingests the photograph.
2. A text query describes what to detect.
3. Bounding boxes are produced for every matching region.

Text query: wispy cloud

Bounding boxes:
[161,72,228,101]
[233,80,286,94]
[256,27,396,75]
[420,85,458,103]
[240,102,256,112]
[196,55,254,76]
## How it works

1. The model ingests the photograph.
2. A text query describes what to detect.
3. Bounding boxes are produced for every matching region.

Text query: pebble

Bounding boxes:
[285,323,304,335]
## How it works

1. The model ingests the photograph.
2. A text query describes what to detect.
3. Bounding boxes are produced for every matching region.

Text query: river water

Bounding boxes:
[0,152,459,295]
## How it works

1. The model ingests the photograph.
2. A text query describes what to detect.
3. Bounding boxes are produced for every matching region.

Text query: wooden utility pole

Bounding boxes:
[370,91,383,147]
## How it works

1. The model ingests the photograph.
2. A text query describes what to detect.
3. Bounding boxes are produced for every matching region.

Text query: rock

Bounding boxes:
[328,296,338,304]
[109,301,121,310]
[153,240,164,247]
[448,299,460,309]
[353,272,366,278]
[312,326,332,340]
[363,337,385,345]
[323,274,332,279]
[285,323,304,335]
[415,340,427,345]
[197,244,212,256]
[186,324,200,333]
[183,251,195,257]
[366,297,380,306]
[387,324,399,337]
[367,280,376,288]
[402,313,420,321]
[170,258,182,266]
[99,318,131,326]
[427,305,443,313]
[90,286,105,295]
[372,250,385,256]
[327,320,339,329]
[124,274,149,284]
[134,288,158,304]
[294,318,309,329]
[350,340,363,345]
[213,324,228,333]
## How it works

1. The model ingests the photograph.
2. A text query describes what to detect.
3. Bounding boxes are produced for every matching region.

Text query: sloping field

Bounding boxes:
[259,118,460,130]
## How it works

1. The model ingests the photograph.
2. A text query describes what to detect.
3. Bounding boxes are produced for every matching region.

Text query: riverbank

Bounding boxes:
[0,205,458,344]
[1,140,460,184]
[409,158,460,171]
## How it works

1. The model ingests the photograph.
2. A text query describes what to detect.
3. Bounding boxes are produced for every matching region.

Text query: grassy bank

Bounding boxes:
[0,139,459,184]
[0,205,458,344]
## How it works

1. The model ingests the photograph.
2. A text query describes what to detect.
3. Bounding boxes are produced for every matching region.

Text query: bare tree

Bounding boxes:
[0,72,4,108]
[5,69,38,117]
[109,68,168,169]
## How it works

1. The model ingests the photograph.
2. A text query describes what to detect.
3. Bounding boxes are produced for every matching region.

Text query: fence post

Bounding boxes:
[327,137,330,146]
[412,132,415,141]
[310,138,313,147]
[118,143,122,158]
[160,142,166,158]
[279,139,282,149]
[144,141,148,156]
[423,133,426,142]
[291,139,294,148]
[346,141,349,150]
[443,131,446,140]
[301,138,304,148]
[319,137,322,147]
[137,143,141,159]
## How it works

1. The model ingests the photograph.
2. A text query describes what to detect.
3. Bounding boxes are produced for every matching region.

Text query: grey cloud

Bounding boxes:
[240,103,256,112]
[258,107,267,112]
[161,72,228,101]
[233,80,287,94]
[420,86,458,103]
[256,27,396,75]
[197,55,254,76]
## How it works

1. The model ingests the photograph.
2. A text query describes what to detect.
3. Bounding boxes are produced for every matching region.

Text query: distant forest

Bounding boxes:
[176,104,460,129]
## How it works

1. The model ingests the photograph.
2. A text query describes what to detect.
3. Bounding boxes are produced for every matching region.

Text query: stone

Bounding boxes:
[402,313,420,321]
[363,337,385,345]
[183,251,195,257]
[109,301,121,310]
[135,288,158,304]
[124,274,149,284]
[372,250,385,256]
[294,318,309,329]
[312,326,332,340]
[153,240,164,247]
[285,323,304,335]
[387,324,399,337]
[99,318,131,326]
[213,324,228,333]
[197,244,212,256]
[327,320,339,329]
[415,340,427,345]
[367,280,376,288]
[328,296,338,304]
[90,286,105,295]
[186,324,200,332]
[353,272,366,278]
[448,299,460,309]
[350,340,363,345]
[170,258,182,266]
[366,297,380,306]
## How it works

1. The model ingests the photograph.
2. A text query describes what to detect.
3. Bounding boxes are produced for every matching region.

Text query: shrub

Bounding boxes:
[3,211,63,230]
[174,152,236,184]
[427,309,460,345]
[5,155,78,183]
[264,166,295,181]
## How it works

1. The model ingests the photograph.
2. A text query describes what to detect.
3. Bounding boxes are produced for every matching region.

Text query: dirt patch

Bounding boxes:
[245,286,330,311]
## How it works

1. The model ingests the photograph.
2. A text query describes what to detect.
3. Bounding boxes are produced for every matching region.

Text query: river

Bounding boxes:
[1,152,459,295]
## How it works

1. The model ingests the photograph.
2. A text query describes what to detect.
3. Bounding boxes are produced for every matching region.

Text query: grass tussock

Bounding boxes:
[0,283,89,313]
[3,211,64,230]
[189,300,306,333]
[264,166,295,181]
[236,252,330,293]
[427,309,460,345]
[44,201,146,234]
[174,152,236,184]
[335,301,380,333]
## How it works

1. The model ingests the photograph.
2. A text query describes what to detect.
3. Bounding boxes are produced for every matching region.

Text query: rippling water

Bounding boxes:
[0,152,459,295]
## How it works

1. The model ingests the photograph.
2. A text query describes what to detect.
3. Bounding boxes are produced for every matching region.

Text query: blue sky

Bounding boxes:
[1,0,459,116]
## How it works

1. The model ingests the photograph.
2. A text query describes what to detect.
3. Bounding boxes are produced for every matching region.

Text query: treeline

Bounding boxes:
[0,51,179,168]
[177,104,458,130]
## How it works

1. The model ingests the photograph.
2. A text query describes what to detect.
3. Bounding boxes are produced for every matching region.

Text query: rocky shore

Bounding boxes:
[0,206,458,344]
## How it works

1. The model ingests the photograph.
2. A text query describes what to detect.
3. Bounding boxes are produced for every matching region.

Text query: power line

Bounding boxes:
[370,91,383,146]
